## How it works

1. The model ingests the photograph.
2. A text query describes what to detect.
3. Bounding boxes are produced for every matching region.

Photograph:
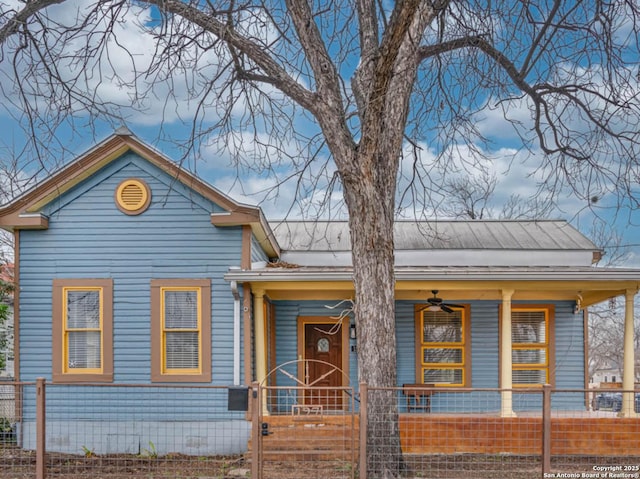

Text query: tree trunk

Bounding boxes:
[343,157,405,478]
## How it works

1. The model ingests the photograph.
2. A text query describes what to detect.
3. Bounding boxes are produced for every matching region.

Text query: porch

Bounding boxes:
[251,383,640,478]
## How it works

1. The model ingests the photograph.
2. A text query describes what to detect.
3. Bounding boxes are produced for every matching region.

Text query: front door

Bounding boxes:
[304,323,343,409]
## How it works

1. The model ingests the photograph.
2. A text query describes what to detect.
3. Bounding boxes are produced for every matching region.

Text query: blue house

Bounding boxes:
[0,130,638,455]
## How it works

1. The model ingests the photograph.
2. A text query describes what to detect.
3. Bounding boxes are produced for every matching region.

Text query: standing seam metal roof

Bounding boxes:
[271,220,599,252]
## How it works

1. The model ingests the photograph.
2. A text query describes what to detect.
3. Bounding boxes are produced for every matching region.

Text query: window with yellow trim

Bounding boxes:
[512,307,550,386]
[52,279,113,383]
[415,305,470,387]
[151,279,212,382]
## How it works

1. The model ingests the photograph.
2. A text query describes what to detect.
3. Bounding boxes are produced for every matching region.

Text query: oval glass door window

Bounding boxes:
[317,337,330,352]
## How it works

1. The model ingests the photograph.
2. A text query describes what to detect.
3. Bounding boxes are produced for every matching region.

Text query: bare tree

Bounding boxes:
[440,171,496,219]
[588,298,640,384]
[2,1,640,476]
[499,193,557,220]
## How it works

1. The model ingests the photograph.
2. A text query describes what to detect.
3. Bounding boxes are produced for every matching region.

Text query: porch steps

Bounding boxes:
[248,414,360,461]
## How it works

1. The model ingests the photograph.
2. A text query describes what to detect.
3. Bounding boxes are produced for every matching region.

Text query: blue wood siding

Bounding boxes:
[550,301,586,409]
[251,235,269,263]
[19,152,245,400]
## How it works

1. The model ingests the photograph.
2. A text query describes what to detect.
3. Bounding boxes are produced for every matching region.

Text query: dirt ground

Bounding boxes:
[1,444,250,479]
[3,444,639,479]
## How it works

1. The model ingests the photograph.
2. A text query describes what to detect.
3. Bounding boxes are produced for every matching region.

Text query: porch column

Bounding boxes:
[501,289,516,417]
[620,289,637,417]
[253,288,268,385]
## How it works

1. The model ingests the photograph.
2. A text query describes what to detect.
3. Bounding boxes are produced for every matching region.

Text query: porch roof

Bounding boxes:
[225,265,640,306]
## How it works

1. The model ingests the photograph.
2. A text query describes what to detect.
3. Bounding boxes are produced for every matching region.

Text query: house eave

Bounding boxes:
[0,212,49,231]
[281,250,599,267]
[224,266,640,306]
[225,266,640,283]
[211,212,280,258]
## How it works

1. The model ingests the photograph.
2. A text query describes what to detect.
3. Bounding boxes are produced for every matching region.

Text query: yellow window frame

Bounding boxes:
[416,305,470,387]
[62,286,104,375]
[512,307,550,387]
[160,286,202,375]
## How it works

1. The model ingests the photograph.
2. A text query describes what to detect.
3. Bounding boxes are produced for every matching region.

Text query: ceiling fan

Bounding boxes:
[419,290,463,314]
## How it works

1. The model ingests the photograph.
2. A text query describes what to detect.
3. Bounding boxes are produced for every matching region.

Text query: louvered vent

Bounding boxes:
[115,179,151,215]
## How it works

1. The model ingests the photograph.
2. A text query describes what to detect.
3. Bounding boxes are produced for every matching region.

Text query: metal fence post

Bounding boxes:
[542,384,552,477]
[36,377,46,479]
[359,382,368,479]
[251,382,261,479]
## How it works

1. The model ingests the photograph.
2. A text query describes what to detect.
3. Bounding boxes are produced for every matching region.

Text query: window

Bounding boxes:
[151,279,211,382]
[414,305,470,387]
[52,279,113,382]
[510,306,554,387]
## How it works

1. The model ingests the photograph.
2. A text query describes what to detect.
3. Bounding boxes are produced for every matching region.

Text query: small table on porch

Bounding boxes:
[402,384,433,413]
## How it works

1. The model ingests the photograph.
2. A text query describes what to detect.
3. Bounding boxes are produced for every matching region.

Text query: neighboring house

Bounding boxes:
[0,130,638,454]
[591,364,623,386]
[0,263,13,378]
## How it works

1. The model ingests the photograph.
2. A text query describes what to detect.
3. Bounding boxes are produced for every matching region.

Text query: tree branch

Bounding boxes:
[352,0,379,112]
[141,0,317,112]
[283,0,356,161]
[0,0,64,50]
[357,0,426,162]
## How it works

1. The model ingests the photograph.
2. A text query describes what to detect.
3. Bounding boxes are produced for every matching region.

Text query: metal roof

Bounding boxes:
[272,220,599,252]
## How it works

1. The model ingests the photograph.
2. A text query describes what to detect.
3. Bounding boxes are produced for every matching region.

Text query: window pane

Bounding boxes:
[513,348,546,365]
[68,331,101,369]
[67,291,100,328]
[423,368,463,385]
[165,291,198,329]
[423,311,462,343]
[165,332,199,369]
[424,348,463,364]
[512,311,546,344]
[513,369,547,384]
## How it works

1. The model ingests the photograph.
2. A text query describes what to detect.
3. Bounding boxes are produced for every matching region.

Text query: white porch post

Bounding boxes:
[253,288,267,384]
[620,289,637,417]
[253,288,269,414]
[501,289,517,417]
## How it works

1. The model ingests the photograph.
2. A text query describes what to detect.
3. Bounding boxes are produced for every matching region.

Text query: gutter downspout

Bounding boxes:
[230,279,241,386]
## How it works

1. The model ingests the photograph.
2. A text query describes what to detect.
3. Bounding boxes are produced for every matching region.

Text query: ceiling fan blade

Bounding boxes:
[444,303,465,309]
[417,304,442,313]
[421,290,465,313]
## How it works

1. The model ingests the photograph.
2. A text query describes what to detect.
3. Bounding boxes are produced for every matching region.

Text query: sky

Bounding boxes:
[0,0,639,266]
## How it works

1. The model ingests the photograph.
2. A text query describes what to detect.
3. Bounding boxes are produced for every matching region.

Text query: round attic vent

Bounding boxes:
[115,179,151,215]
